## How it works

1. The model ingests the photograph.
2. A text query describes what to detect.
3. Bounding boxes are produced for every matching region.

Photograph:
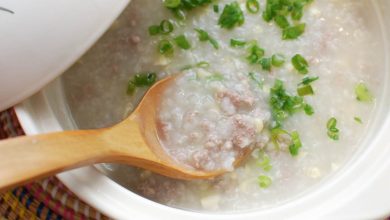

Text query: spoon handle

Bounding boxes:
[0,129,111,191]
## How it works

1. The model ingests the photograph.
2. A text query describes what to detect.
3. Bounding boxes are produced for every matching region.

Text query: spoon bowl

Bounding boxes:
[0,76,242,192]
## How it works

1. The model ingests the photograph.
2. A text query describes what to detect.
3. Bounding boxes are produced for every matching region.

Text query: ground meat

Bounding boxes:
[231,115,256,149]
[216,90,255,109]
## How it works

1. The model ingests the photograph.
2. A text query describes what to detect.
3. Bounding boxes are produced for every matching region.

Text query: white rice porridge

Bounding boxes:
[62,0,384,212]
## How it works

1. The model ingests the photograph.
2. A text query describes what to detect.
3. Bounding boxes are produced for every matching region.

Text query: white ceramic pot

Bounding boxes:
[14,0,390,219]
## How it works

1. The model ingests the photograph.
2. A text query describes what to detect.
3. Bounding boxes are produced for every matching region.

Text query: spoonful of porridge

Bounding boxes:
[0,74,259,191]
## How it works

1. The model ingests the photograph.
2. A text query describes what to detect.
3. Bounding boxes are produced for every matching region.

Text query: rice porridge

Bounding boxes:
[62,0,384,212]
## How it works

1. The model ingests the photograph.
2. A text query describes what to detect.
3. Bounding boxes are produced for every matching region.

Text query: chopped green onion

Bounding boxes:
[160,20,174,34]
[206,73,224,81]
[297,85,314,96]
[262,0,312,39]
[300,76,319,85]
[163,0,181,8]
[292,54,309,74]
[195,28,219,49]
[196,61,210,68]
[247,43,265,64]
[158,39,174,55]
[172,8,186,20]
[213,4,219,13]
[327,117,340,140]
[195,28,209,41]
[218,2,245,29]
[127,81,136,95]
[248,72,264,89]
[132,73,157,87]
[304,104,314,115]
[291,0,313,20]
[355,83,373,102]
[181,61,210,71]
[127,72,157,96]
[274,15,289,29]
[246,0,260,14]
[291,6,303,20]
[230,38,246,47]
[271,54,285,67]
[282,23,306,40]
[270,128,290,150]
[258,175,272,188]
[174,35,191,50]
[270,80,307,127]
[260,57,272,71]
[148,25,160,36]
[164,0,212,19]
[354,117,363,124]
[271,128,303,156]
[289,131,302,156]
[257,151,272,172]
[209,38,219,49]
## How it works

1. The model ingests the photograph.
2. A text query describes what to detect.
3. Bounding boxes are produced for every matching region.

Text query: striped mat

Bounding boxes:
[0,108,109,220]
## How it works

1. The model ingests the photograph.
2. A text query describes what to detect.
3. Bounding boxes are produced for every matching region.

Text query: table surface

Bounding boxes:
[0,108,109,220]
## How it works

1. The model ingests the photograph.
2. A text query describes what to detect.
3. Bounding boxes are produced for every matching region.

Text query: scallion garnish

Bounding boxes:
[206,73,224,81]
[160,20,174,34]
[163,0,181,8]
[132,73,157,87]
[260,57,272,71]
[196,61,210,68]
[327,117,340,140]
[300,76,319,85]
[164,0,211,20]
[257,151,272,172]
[127,82,136,95]
[297,85,314,96]
[274,15,290,29]
[247,43,265,64]
[230,39,246,47]
[291,0,313,20]
[246,0,260,14]
[271,128,303,156]
[282,23,306,40]
[158,39,174,56]
[148,25,161,36]
[148,19,174,36]
[181,61,210,71]
[248,72,264,89]
[213,4,219,13]
[289,131,302,156]
[218,2,245,29]
[258,175,272,188]
[304,104,314,115]
[270,80,307,127]
[127,72,157,96]
[355,83,373,102]
[270,128,290,150]
[271,54,285,67]
[195,28,219,49]
[354,117,363,124]
[262,0,312,39]
[174,35,191,50]
[292,54,309,74]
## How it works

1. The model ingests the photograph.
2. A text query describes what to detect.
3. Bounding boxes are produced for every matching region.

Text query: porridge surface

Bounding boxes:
[62,0,383,212]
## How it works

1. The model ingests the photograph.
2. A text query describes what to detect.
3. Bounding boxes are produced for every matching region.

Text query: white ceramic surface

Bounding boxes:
[13,0,390,219]
[0,0,129,111]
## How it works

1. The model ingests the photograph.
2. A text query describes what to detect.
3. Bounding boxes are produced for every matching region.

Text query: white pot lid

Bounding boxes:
[0,0,129,111]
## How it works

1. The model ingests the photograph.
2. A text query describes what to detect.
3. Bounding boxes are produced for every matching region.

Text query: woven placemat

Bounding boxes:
[0,108,109,220]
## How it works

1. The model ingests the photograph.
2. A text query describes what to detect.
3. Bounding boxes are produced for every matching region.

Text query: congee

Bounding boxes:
[62,0,384,212]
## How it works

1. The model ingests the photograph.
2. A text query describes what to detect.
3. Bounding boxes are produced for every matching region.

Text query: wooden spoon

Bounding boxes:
[0,76,251,192]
